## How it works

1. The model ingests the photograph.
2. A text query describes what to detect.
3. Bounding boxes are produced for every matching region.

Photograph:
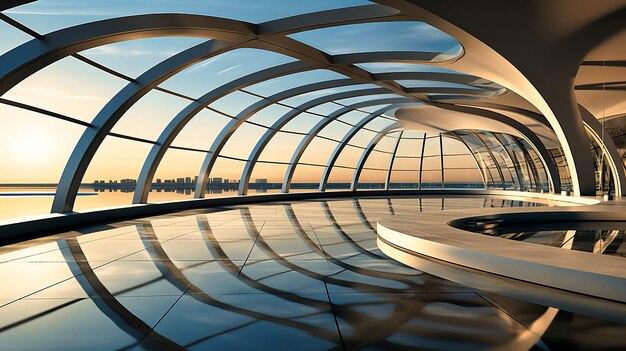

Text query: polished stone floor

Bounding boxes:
[0,196,624,350]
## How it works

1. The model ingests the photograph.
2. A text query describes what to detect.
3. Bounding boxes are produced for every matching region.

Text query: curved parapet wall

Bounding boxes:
[377,202,626,303]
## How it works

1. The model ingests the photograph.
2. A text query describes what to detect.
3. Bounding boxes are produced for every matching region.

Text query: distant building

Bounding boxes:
[255,179,268,184]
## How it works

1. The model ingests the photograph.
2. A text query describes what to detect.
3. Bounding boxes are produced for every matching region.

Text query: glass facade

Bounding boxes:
[0,0,619,220]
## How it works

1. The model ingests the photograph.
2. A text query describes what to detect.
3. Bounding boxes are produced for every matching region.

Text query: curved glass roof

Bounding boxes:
[288,21,461,55]
[4,0,372,30]
[0,1,558,221]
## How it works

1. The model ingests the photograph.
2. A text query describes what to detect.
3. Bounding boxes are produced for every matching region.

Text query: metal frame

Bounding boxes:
[281,99,412,192]
[418,134,427,189]
[0,10,472,211]
[0,1,618,218]
[319,105,409,191]
[193,78,356,198]
[351,123,402,190]
[236,89,397,195]
[431,103,561,192]
[0,10,522,211]
[492,133,527,191]
[445,133,489,188]
[471,131,508,189]
[51,39,241,212]
[384,130,404,190]
[131,61,314,203]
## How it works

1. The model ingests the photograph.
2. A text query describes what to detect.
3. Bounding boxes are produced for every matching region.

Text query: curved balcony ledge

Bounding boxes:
[377,204,626,303]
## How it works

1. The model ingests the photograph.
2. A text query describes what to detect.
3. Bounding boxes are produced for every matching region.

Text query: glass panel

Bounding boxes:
[396,137,424,157]
[290,164,324,191]
[247,104,292,127]
[442,136,471,155]
[206,157,246,196]
[150,148,205,202]
[258,132,305,163]
[219,122,267,160]
[443,169,483,189]
[159,49,296,99]
[335,145,363,168]
[363,150,392,171]
[5,0,371,32]
[349,129,378,148]
[421,155,442,171]
[279,84,375,106]
[392,158,421,171]
[338,110,368,125]
[364,117,396,132]
[299,137,337,165]
[389,170,418,189]
[289,22,460,55]
[334,94,401,106]
[281,112,324,133]
[318,120,352,141]
[358,103,398,114]
[0,104,85,220]
[80,37,209,78]
[375,133,401,153]
[0,103,85,183]
[3,56,128,122]
[249,162,287,187]
[356,62,460,74]
[76,137,152,211]
[245,69,347,96]
[444,154,478,169]
[306,102,342,116]
[112,90,192,141]
[357,169,386,189]
[209,91,263,116]
[326,167,353,191]
[402,130,426,138]
[395,80,480,89]
[422,135,442,156]
[0,19,32,55]
[171,108,232,150]
[421,169,443,186]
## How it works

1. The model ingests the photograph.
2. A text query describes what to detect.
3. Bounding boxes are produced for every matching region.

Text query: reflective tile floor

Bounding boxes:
[0,196,625,350]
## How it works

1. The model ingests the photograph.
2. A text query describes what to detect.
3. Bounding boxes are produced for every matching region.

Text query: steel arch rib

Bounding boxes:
[0,11,443,212]
[282,98,411,192]
[351,123,402,190]
[51,39,242,212]
[491,132,525,190]
[237,88,397,195]
[193,78,357,198]
[0,1,35,11]
[579,105,626,196]
[471,131,507,189]
[319,104,410,191]
[432,103,561,193]
[0,14,256,96]
[384,130,403,190]
[132,61,313,204]
[0,8,537,211]
[447,132,489,189]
